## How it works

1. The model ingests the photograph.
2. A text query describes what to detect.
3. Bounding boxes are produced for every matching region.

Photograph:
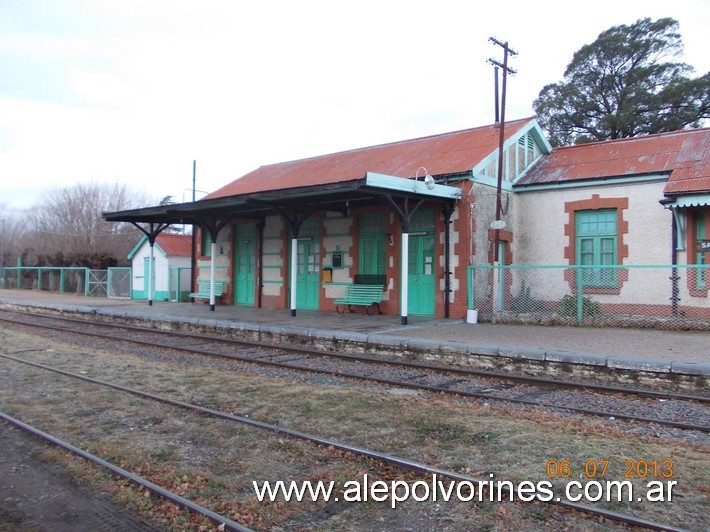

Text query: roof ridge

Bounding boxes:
[256,117,536,170]
[553,127,709,151]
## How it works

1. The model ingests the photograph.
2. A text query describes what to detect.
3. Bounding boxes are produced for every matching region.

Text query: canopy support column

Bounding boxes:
[190,215,232,311]
[381,196,426,326]
[290,237,298,316]
[273,205,318,318]
[148,242,155,306]
[400,231,409,325]
[257,220,265,308]
[130,222,172,306]
[209,242,217,311]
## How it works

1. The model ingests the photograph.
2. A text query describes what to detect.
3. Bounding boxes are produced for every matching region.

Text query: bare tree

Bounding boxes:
[27,182,152,268]
[0,207,28,272]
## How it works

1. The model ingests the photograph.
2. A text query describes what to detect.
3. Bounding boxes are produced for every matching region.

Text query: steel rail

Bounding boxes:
[1,316,708,432]
[1,317,708,433]
[0,354,684,532]
[0,309,706,404]
[0,411,251,532]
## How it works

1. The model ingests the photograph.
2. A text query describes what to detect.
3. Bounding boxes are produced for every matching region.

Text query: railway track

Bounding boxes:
[0,352,688,532]
[1,412,250,531]
[1,309,708,434]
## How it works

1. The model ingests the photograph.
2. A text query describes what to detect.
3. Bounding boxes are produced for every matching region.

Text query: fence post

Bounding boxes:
[84,268,89,296]
[493,262,503,313]
[576,267,583,324]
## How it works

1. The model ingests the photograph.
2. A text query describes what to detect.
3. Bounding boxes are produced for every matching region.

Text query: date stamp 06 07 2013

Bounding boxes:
[546,459,674,480]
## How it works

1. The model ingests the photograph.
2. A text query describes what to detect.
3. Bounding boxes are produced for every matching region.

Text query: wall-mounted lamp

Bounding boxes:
[415,166,436,191]
[386,233,394,245]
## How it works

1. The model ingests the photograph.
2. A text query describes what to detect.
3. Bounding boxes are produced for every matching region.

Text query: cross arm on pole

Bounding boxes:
[486,58,517,75]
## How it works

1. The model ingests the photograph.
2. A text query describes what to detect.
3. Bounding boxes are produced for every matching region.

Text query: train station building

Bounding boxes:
[103,119,709,324]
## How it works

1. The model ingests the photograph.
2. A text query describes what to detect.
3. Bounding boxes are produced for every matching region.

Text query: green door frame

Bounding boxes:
[295,238,320,310]
[287,216,321,311]
[407,210,436,316]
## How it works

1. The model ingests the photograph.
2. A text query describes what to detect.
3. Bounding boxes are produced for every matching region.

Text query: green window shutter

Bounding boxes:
[359,214,386,276]
[575,209,618,288]
[201,230,211,256]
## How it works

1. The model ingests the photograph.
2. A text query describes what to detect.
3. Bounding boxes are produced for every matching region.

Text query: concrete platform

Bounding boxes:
[1,289,708,378]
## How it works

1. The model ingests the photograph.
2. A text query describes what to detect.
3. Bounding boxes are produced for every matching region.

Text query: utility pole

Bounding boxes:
[487,37,517,264]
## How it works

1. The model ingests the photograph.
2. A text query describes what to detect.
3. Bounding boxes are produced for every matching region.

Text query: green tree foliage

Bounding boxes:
[534,17,710,146]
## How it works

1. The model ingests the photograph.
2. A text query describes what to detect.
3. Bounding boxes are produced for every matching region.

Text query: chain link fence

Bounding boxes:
[87,269,108,297]
[468,264,710,330]
[107,267,131,299]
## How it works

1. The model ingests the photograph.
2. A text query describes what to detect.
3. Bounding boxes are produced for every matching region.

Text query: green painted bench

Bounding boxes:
[335,284,384,315]
[189,280,227,303]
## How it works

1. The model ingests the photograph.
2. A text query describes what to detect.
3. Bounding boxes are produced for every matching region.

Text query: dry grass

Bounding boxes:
[1,326,708,530]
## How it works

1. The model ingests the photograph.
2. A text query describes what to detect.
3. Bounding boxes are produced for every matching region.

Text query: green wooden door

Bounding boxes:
[234,224,255,305]
[408,210,435,316]
[295,218,320,310]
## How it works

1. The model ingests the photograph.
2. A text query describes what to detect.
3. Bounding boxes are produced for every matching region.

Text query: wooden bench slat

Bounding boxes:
[335,284,384,315]
[190,280,227,302]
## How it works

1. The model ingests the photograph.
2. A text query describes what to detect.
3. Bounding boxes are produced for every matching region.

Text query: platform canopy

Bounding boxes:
[102,172,461,226]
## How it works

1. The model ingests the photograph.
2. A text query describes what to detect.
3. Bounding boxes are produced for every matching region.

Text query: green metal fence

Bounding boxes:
[467,264,710,330]
[1,266,133,298]
[2,267,91,295]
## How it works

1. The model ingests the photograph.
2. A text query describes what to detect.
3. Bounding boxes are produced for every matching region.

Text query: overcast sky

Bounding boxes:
[1,0,708,211]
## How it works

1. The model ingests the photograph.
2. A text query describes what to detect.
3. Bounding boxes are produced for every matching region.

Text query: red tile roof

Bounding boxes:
[156,233,192,257]
[516,128,710,195]
[206,118,535,199]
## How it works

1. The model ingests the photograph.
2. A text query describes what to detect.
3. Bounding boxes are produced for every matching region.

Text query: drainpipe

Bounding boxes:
[660,198,680,317]
[670,209,680,316]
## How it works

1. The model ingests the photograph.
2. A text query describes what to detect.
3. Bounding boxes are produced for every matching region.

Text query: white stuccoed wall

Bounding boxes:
[262,215,284,298]
[323,215,353,300]
[513,181,674,305]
